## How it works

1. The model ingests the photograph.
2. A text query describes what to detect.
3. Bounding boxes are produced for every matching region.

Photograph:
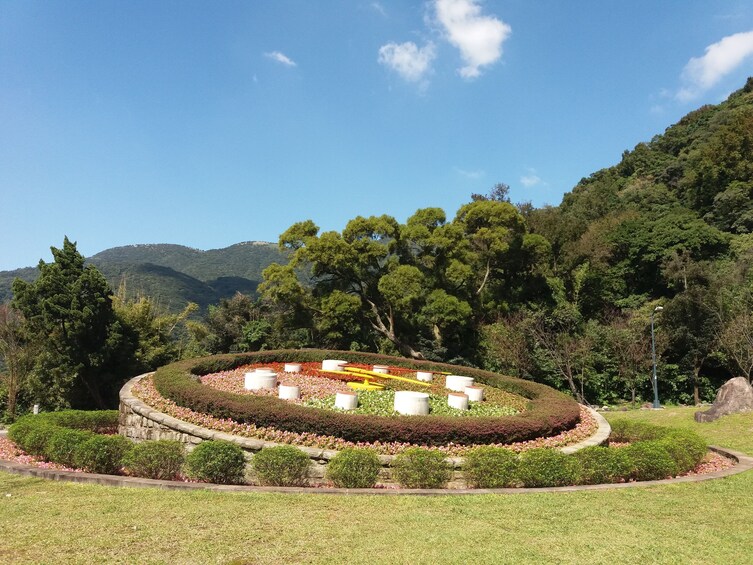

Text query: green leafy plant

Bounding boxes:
[124,440,186,480]
[516,448,581,488]
[463,446,518,488]
[184,440,246,484]
[251,445,310,487]
[45,428,95,467]
[325,448,382,488]
[391,448,452,489]
[621,441,679,481]
[572,446,632,485]
[74,435,132,474]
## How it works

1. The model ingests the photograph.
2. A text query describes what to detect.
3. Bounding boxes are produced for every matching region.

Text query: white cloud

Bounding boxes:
[378,41,436,82]
[454,167,485,180]
[432,0,511,78]
[264,51,297,67]
[677,30,753,101]
[371,2,387,17]
[520,169,545,188]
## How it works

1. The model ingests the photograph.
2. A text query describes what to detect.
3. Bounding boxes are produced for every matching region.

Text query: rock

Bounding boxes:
[695,377,753,423]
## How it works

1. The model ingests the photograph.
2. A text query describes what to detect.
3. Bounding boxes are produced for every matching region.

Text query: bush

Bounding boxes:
[661,430,708,472]
[391,448,452,489]
[184,440,247,485]
[325,448,382,488]
[7,416,42,451]
[463,446,518,488]
[572,446,632,485]
[621,441,679,481]
[21,422,60,456]
[516,448,581,488]
[45,428,95,467]
[74,435,132,474]
[252,445,310,487]
[124,440,185,480]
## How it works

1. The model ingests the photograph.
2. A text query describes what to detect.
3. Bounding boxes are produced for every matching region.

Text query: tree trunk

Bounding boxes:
[693,362,701,406]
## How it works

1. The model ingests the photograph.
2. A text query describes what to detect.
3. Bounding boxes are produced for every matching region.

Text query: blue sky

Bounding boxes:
[2,1,753,271]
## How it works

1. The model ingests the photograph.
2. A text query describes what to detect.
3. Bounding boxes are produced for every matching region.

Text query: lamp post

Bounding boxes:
[651,306,663,409]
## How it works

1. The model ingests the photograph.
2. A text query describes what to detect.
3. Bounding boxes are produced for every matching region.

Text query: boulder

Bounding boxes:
[694,377,753,423]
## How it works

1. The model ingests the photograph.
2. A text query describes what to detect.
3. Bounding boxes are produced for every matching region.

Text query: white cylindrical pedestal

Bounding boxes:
[372,365,389,374]
[445,375,474,392]
[245,370,278,390]
[465,386,484,402]
[335,391,358,410]
[322,359,348,372]
[448,392,469,411]
[416,371,434,382]
[284,363,302,373]
[393,391,430,416]
[278,384,301,400]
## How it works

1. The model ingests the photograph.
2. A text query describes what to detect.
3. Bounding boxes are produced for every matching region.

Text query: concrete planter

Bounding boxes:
[245,370,278,391]
[448,392,469,411]
[394,391,430,416]
[335,391,358,410]
[465,386,484,402]
[322,359,348,372]
[445,375,474,392]
[278,384,301,400]
[416,371,434,382]
[373,365,389,374]
[284,363,302,373]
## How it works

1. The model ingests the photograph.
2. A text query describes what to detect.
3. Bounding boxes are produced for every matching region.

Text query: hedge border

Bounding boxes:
[151,349,581,446]
[2,429,749,495]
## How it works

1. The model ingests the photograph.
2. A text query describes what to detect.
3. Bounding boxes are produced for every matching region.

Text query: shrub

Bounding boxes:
[252,445,310,487]
[572,446,632,485]
[184,440,247,485]
[516,448,581,488]
[21,422,60,456]
[621,441,679,481]
[74,435,132,474]
[45,428,95,467]
[391,448,452,489]
[7,416,42,451]
[124,440,185,480]
[661,430,708,472]
[463,446,518,488]
[325,448,382,488]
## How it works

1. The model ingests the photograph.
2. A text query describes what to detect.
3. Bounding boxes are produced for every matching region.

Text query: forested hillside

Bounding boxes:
[2,79,752,415]
[0,242,287,311]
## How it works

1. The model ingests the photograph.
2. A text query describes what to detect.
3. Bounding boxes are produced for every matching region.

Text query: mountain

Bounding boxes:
[0,241,288,312]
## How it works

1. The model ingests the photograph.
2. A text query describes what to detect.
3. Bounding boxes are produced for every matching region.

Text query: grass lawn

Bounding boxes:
[2,407,753,564]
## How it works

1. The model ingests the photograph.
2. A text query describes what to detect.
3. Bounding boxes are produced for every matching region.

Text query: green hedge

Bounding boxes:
[326,448,382,488]
[184,440,247,484]
[251,445,310,487]
[152,349,581,446]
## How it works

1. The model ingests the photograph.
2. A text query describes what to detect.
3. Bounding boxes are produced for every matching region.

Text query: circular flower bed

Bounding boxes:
[150,349,582,448]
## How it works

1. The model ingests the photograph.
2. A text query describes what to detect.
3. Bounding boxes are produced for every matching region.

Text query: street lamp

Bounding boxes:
[651,306,664,409]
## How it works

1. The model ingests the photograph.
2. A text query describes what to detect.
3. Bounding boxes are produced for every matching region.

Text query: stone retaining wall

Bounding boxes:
[119,373,609,487]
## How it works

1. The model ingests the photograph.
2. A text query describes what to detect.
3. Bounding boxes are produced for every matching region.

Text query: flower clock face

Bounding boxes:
[137,356,596,456]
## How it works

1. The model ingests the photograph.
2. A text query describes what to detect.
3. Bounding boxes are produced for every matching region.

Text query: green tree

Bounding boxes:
[11,238,134,409]
[0,304,36,419]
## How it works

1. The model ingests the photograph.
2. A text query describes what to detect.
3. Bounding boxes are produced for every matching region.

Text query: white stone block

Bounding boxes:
[465,386,484,402]
[394,391,430,416]
[445,375,474,392]
[244,370,278,390]
[448,392,469,411]
[372,365,390,374]
[322,359,348,372]
[416,371,434,382]
[278,384,301,400]
[284,363,302,373]
[335,391,358,410]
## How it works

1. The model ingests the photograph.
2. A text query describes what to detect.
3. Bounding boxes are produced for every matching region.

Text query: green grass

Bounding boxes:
[2,407,753,564]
